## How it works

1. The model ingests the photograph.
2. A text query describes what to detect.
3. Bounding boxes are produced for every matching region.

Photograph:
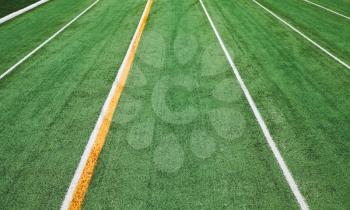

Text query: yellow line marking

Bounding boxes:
[61,0,153,209]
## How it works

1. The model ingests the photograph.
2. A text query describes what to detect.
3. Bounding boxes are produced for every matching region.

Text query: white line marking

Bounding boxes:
[0,0,50,25]
[253,0,350,70]
[60,0,152,209]
[302,0,350,20]
[0,0,100,81]
[199,0,309,209]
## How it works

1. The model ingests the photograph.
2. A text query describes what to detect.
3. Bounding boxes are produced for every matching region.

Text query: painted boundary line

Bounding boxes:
[302,0,350,20]
[253,0,350,70]
[0,0,50,25]
[60,0,153,209]
[199,0,309,210]
[0,0,100,81]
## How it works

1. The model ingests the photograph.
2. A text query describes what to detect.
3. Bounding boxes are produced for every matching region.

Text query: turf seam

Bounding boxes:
[0,0,50,25]
[253,0,350,70]
[60,0,153,209]
[199,0,309,209]
[0,0,100,81]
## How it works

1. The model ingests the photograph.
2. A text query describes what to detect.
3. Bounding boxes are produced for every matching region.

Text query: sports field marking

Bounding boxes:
[199,0,309,209]
[60,0,153,209]
[253,0,350,70]
[0,0,100,81]
[301,0,350,20]
[0,0,50,25]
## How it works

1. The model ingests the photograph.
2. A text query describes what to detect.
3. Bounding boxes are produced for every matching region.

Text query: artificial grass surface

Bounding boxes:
[259,0,350,65]
[82,0,299,209]
[0,0,145,208]
[0,0,39,18]
[0,0,96,76]
[203,0,350,209]
[0,0,349,209]
[311,0,350,16]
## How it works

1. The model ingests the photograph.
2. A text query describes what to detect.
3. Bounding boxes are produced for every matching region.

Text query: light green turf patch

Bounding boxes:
[0,0,145,209]
[259,0,350,64]
[82,0,298,209]
[203,0,350,209]
[0,0,96,76]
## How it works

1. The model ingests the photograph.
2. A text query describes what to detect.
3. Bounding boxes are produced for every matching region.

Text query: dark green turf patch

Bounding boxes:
[0,0,39,18]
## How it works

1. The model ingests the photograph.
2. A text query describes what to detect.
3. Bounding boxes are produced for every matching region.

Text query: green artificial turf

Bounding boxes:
[311,0,350,16]
[1,0,349,209]
[0,0,145,209]
[258,0,350,64]
[201,0,350,209]
[0,0,96,76]
[0,0,39,18]
[82,0,299,209]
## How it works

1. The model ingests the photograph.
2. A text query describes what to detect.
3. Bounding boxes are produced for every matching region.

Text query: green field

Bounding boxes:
[259,0,349,63]
[309,0,350,15]
[0,0,349,209]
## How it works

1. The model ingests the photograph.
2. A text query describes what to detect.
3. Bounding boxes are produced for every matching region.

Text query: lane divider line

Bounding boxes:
[0,0,100,81]
[302,0,350,20]
[60,0,153,209]
[0,0,50,25]
[253,0,350,70]
[199,0,309,210]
